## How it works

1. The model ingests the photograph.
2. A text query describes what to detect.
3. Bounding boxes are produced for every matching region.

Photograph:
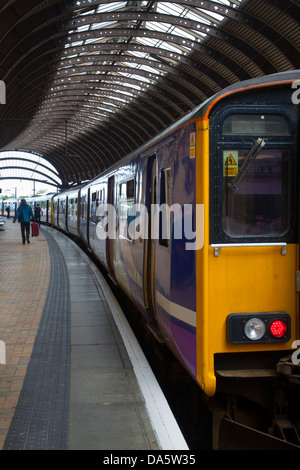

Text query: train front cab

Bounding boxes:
[196,79,299,398]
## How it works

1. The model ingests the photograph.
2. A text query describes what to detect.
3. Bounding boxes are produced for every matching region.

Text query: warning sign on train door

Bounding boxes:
[223,150,238,176]
[190,132,196,158]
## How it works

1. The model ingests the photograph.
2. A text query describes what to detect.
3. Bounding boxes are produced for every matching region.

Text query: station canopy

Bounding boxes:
[0,0,299,188]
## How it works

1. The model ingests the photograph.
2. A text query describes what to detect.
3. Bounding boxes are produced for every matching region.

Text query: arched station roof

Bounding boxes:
[0,0,299,187]
[0,150,62,188]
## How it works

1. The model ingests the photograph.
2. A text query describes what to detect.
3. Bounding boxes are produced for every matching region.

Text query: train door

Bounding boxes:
[86,188,90,248]
[56,198,59,227]
[106,175,115,276]
[76,192,80,237]
[144,155,157,320]
[66,196,69,231]
[46,199,50,224]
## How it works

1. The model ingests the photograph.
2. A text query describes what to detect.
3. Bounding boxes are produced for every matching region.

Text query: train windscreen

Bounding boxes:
[212,109,297,243]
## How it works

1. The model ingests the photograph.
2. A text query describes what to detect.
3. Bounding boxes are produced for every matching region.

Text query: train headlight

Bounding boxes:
[244,318,266,341]
[227,312,291,344]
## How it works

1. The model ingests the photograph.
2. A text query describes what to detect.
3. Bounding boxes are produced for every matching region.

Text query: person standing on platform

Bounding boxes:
[6,204,10,219]
[34,204,43,226]
[13,199,34,244]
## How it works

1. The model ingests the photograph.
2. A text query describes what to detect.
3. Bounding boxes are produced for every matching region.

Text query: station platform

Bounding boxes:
[0,218,188,451]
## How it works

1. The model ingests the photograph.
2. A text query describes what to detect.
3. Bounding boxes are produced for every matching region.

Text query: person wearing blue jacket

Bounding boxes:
[13,199,34,244]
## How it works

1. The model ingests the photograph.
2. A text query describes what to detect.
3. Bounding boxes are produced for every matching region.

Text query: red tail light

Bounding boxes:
[269,320,287,338]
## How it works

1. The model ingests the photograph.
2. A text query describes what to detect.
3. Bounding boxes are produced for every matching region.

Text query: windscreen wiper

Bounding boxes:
[227,137,266,192]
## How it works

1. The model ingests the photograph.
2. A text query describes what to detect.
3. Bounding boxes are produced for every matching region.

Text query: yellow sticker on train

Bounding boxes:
[190,132,196,158]
[223,150,238,176]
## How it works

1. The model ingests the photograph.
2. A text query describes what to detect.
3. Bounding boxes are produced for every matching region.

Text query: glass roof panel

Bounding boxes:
[36,0,243,145]
[0,151,62,188]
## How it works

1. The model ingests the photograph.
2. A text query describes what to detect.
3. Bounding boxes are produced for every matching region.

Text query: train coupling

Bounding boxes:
[276,355,300,385]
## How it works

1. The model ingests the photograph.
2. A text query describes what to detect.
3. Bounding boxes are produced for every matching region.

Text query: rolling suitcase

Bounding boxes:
[31,222,39,237]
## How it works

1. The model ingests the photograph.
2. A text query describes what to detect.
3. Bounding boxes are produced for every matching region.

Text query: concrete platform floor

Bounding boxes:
[0,218,187,451]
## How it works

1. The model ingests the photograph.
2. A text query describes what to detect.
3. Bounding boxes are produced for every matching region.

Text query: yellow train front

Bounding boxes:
[195,72,300,444]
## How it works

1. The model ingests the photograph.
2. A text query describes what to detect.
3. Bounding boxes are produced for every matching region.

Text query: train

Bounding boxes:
[1,198,18,218]
[5,71,300,448]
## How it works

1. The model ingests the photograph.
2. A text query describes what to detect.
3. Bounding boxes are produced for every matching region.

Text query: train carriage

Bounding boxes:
[97,72,300,398]
[1,199,18,218]
[23,195,54,225]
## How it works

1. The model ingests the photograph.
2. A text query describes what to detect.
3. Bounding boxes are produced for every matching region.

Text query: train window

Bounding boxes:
[69,197,77,217]
[80,194,86,220]
[162,168,170,206]
[127,179,135,199]
[120,183,126,199]
[223,114,290,135]
[223,149,290,238]
[119,178,135,240]
[119,180,135,200]
[92,189,105,223]
[90,191,99,223]
[60,200,65,215]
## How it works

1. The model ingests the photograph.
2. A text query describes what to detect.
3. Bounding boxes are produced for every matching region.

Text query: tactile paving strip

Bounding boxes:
[3,229,70,450]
